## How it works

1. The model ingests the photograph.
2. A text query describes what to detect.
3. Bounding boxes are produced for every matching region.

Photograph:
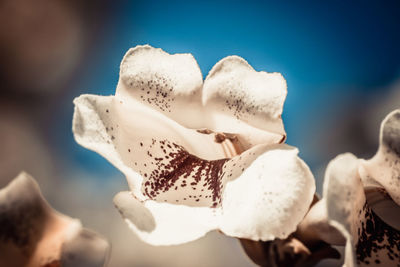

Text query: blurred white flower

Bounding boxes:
[0,172,110,267]
[73,45,315,245]
[305,110,400,266]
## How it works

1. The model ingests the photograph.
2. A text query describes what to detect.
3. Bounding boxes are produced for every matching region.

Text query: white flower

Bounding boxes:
[73,45,315,245]
[305,110,400,266]
[0,172,110,267]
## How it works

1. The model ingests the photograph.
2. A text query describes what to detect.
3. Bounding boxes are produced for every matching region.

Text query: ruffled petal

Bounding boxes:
[117,45,204,129]
[113,191,218,245]
[203,56,287,149]
[360,109,400,206]
[220,145,315,241]
[324,154,400,267]
[0,172,110,267]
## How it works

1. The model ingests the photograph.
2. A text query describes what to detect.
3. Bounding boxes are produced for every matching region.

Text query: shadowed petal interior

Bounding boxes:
[360,109,400,206]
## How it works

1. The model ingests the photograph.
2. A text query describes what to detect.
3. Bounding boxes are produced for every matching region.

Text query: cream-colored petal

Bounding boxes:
[203,56,287,149]
[324,154,400,267]
[360,109,400,206]
[220,145,315,241]
[0,172,110,267]
[113,191,218,245]
[117,44,205,129]
[73,94,141,198]
[324,153,364,267]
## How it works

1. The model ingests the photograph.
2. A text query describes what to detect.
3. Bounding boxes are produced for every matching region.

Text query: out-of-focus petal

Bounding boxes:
[0,172,110,267]
[296,199,346,246]
[60,228,110,267]
[324,154,400,267]
[360,109,400,206]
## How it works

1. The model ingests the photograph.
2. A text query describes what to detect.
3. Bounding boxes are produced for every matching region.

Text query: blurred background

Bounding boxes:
[1,0,400,266]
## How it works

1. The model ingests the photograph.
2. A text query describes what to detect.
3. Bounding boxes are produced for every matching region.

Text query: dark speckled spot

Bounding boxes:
[356,202,400,265]
[124,73,175,113]
[141,140,228,208]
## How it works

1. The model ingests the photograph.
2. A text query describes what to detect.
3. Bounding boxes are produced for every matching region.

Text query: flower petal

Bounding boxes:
[113,191,217,245]
[0,172,110,267]
[60,228,110,267]
[296,199,346,246]
[117,44,204,128]
[360,109,400,206]
[220,145,315,241]
[203,56,287,148]
[324,153,400,266]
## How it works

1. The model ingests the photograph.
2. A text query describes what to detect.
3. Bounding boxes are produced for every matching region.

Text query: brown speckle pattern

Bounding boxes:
[224,89,258,119]
[355,202,400,266]
[140,140,228,208]
[124,73,175,113]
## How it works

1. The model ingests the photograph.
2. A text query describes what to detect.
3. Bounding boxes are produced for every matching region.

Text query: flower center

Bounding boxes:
[140,130,244,208]
[196,129,243,157]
